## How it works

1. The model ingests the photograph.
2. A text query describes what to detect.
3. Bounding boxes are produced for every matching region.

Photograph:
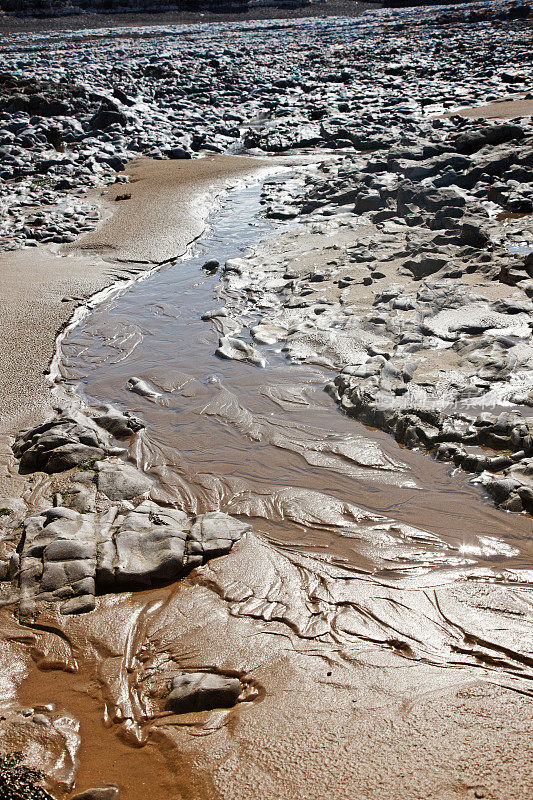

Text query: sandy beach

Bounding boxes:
[0,2,532,798]
[457,97,533,119]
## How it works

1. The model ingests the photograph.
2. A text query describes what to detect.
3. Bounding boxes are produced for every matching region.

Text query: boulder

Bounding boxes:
[12,417,107,474]
[460,221,491,249]
[165,672,242,714]
[89,109,128,130]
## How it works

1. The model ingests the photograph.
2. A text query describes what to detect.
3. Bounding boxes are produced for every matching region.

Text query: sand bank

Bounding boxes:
[70,156,271,264]
[455,96,533,119]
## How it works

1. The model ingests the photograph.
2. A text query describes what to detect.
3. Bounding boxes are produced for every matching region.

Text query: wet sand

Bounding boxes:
[0,1,373,34]
[0,3,533,800]
[3,169,530,800]
[6,554,533,800]
[0,156,269,503]
[71,156,271,264]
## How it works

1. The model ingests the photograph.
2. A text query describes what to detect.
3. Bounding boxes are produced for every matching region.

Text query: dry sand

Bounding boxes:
[0,155,269,502]
[454,96,533,119]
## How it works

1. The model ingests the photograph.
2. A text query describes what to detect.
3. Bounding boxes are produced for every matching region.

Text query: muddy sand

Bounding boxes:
[1,3,533,799]
[0,156,268,499]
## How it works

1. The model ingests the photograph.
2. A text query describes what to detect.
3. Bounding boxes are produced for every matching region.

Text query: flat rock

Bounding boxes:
[96,459,154,501]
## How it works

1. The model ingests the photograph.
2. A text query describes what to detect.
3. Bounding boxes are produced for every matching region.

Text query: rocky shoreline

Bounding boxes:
[1,1,533,798]
[211,109,533,514]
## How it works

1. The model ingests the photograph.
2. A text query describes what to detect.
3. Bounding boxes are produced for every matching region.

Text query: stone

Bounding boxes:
[167,147,191,159]
[460,221,491,249]
[95,460,154,501]
[403,256,447,279]
[89,110,128,130]
[216,336,266,368]
[16,501,250,612]
[60,594,96,615]
[165,672,242,714]
[202,259,220,273]
[71,788,120,800]
[12,416,107,474]
[126,377,162,401]
[93,409,145,439]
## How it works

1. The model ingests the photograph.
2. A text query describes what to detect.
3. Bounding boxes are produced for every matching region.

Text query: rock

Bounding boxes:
[499,493,524,512]
[165,672,242,714]
[12,416,107,474]
[403,255,447,279]
[354,191,383,213]
[95,459,154,501]
[17,501,251,612]
[60,594,96,615]
[485,477,521,503]
[202,259,220,273]
[188,511,252,566]
[93,408,145,439]
[126,377,161,402]
[89,109,128,130]
[454,123,525,155]
[167,147,191,159]
[216,336,266,368]
[71,788,120,800]
[460,221,491,249]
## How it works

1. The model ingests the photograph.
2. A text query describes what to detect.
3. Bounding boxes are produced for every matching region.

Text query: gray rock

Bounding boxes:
[96,459,154,501]
[16,500,250,613]
[90,109,128,130]
[167,147,191,160]
[12,416,107,474]
[165,672,242,714]
[60,594,96,615]
[460,221,491,249]
[93,409,145,439]
[403,255,447,279]
[216,336,266,368]
[71,788,120,800]
[126,377,162,402]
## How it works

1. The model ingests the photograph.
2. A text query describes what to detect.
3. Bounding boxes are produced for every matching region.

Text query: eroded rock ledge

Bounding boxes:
[15,503,250,616]
[1,407,251,616]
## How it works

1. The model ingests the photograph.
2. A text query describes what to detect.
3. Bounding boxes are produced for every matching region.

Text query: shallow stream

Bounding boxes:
[61,181,533,579]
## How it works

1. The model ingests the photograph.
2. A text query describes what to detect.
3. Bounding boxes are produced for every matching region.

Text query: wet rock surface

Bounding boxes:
[0,0,531,249]
[165,672,242,714]
[0,713,80,797]
[209,167,533,510]
[11,499,250,615]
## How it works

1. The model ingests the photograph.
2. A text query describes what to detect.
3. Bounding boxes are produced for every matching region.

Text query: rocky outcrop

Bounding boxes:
[14,502,250,615]
[12,407,144,474]
[12,418,108,474]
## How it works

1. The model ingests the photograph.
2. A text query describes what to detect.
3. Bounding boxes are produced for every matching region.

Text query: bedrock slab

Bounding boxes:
[13,501,250,615]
